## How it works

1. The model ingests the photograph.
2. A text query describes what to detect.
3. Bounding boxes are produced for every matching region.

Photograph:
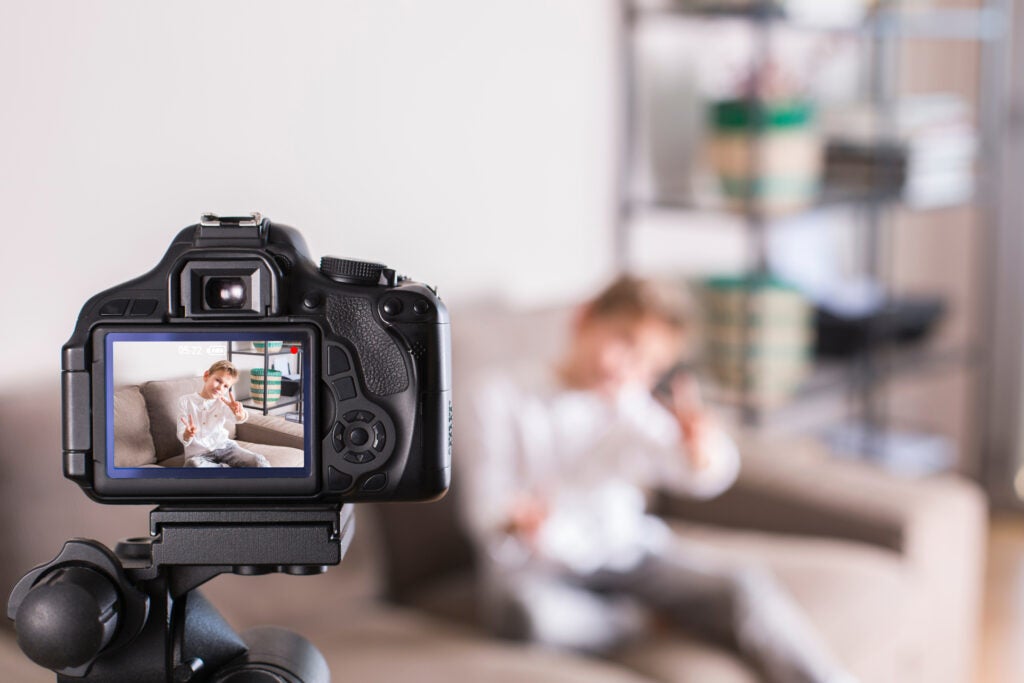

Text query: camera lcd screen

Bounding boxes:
[103,329,314,480]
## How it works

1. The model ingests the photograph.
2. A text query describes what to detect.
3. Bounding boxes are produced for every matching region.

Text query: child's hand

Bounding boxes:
[221,389,246,420]
[669,374,715,471]
[179,415,197,441]
[504,494,548,545]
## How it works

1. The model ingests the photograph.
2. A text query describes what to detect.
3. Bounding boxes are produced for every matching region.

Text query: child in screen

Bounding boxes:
[177,360,271,468]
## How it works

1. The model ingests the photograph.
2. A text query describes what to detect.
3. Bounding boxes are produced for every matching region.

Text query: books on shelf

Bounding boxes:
[636,0,872,27]
[824,94,977,209]
[703,275,814,407]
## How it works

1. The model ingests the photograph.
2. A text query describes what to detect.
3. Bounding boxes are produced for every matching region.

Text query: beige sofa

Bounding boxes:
[373,435,986,683]
[365,301,988,683]
[0,302,987,682]
[113,377,304,468]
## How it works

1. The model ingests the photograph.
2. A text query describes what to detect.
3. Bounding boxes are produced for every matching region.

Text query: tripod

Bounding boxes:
[7,505,355,682]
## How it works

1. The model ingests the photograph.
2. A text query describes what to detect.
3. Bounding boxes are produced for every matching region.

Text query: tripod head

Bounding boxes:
[7,505,354,682]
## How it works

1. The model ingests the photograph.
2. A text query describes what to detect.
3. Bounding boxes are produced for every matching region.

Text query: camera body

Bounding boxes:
[62,214,451,504]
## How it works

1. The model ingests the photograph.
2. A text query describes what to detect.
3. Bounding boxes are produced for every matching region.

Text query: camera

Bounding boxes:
[61,213,451,504]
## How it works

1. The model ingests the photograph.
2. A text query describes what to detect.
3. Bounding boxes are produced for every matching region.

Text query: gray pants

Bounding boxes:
[486,541,852,683]
[185,443,270,468]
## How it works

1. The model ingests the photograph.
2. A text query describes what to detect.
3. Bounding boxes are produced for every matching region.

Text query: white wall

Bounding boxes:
[0,0,618,386]
[112,341,212,388]
[112,340,300,401]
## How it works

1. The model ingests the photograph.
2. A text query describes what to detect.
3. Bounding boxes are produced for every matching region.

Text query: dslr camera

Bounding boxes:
[61,213,452,504]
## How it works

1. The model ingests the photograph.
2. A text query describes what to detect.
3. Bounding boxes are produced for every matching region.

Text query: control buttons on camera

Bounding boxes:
[128,300,158,317]
[360,473,387,493]
[327,345,351,375]
[100,299,130,316]
[328,466,353,492]
[344,451,375,465]
[377,295,436,322]
[372,423,387,450]
[348,427,369,447]
[332,377,357,401]
[344,410,375,424]
[303,292,322,310]
[331,407,391,473]
[99,298,161,317]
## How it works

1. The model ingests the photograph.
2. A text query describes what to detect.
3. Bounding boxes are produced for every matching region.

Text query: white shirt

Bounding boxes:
[176,392,248,457]
[459,364,740,575]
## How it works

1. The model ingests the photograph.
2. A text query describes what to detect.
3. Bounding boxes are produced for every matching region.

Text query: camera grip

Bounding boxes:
[324,295,409,396]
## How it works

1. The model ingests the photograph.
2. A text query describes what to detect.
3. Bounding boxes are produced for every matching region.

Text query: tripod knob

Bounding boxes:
[14,566,119,670]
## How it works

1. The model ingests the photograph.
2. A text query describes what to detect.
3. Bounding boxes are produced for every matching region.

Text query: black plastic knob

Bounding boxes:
[15,566,120,670]
[319,257,387,286]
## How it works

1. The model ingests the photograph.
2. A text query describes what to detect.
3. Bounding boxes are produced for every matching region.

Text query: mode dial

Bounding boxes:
[320,257,387,286]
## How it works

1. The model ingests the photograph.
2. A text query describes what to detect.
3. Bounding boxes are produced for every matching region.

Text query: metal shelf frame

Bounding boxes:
[226,343,305,421]
[615,0,1011,471]
[631,0,1006,42]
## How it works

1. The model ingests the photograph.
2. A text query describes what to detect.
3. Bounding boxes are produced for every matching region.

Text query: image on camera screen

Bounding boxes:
[105,331,313,477]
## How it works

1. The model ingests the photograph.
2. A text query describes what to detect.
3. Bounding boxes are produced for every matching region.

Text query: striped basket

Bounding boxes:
[251,341,284,354]
[250,368,282,407]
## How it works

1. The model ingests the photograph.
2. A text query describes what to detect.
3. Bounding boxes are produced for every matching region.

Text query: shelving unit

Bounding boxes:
[616,0,1010,473]
[226,342,304,422]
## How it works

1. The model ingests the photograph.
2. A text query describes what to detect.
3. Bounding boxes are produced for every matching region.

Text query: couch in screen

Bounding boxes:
[113,376,303,467]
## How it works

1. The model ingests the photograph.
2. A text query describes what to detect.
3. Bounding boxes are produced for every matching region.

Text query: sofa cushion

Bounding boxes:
[159,442,302,468]
[236,414,304,450]
[614,635,760,683]
[0,596,653,683]
[398,520,913,683]
[240,442,302,467]
[611,521,914,683]
[140,377,210,462]
[207,589,654,683]
[310,605,655,683]
[112,385,156,467]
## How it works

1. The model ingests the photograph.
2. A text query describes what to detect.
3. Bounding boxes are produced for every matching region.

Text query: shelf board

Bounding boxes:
[629,1,1006,42]
[626,185,899,220]
[626,184,978,222]
[633,0,784,21]
[231,349,302,357]
[240,398,301,411]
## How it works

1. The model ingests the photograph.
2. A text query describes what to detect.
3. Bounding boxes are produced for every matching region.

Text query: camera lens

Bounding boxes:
[204,277,248,309]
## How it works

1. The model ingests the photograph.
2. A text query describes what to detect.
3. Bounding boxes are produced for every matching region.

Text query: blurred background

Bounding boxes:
[1,1,1023,681]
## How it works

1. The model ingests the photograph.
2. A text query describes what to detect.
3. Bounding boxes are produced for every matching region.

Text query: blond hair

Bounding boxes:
[585,275,694,333]
[206,360,239,378]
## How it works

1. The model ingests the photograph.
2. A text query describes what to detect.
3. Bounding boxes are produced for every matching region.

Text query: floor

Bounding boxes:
[975,514,1024,683]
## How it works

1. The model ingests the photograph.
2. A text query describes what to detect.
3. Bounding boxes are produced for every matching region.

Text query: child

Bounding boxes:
[459,276,856,683]
[177,360,270,468]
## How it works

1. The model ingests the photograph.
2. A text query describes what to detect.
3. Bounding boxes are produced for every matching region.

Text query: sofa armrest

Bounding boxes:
[654,433,987,683]
[236,414,304,449]
[654,433,986,555]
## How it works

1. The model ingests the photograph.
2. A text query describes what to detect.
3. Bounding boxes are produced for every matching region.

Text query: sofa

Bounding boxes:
[370,301,989,683]
[113,377,304,468]
[0,301,987,682]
